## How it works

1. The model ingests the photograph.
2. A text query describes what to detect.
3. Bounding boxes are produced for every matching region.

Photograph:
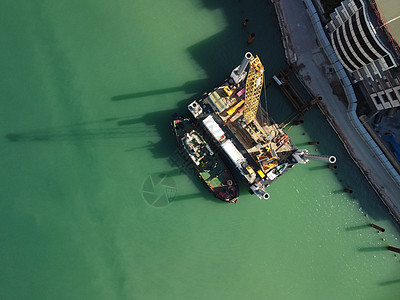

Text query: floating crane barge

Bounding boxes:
[188,52,336,199]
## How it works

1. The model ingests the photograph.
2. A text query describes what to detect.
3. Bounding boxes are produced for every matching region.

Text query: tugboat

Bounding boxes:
[171,114,239,203]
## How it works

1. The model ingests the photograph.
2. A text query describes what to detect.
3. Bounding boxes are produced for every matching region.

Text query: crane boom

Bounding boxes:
[243,55,264,124]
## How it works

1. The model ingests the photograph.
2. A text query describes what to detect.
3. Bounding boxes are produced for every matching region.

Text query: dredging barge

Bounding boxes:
[171,114,239,203]
[188,52,336,199]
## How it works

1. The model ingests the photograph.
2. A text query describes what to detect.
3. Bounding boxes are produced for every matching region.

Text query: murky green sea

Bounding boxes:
[1,1,400,299]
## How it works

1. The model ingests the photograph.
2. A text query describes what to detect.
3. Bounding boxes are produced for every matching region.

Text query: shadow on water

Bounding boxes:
[5,126,155,142]
[3,105,185,160]
[379,279,400,286]
[345,224,370,231]
[4,117,160,146]
[111,79,210,101]
[115,99,191,159]
[358,246,387,252]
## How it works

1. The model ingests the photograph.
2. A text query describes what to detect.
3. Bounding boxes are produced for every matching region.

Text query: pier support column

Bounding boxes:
[370,223,385,232]
[387,246,400,254]
[248,33,255,44]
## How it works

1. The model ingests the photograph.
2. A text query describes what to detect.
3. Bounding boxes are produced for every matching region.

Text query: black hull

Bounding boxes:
[171,115,239,203]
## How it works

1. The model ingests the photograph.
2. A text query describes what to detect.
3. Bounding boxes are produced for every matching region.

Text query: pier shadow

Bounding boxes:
[358,246,387,252]
[379,279,400,286]
[345,224,370,231]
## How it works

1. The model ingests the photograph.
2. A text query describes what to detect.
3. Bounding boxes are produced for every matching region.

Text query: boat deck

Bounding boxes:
[196,80,297,175]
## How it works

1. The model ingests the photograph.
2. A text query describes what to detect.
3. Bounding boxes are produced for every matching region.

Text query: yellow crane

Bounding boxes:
[242,54,269,145]
[244,55,264,124]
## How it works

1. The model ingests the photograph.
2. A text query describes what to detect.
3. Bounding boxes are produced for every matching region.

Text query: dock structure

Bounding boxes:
[271,66,321,128]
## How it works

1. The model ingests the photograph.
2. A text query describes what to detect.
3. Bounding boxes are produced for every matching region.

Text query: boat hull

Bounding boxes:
[171,115,239,203]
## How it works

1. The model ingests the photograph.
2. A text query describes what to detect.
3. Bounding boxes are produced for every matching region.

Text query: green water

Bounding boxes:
[1,1,400,299]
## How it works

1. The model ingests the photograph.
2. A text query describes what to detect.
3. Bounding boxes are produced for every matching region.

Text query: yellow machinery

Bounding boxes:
[242,55,269,145]
[223,86,233,97]
[242,54,280,173]
[244,55,264,124]
[226,100,245,115]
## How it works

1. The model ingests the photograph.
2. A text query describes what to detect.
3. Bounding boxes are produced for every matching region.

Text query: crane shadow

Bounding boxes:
[379,279,400,286]
[112,79,210,101]
[4,116,158,145]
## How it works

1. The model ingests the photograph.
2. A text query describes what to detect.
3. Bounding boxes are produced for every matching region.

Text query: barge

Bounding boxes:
[187,52,336,199]
[171,114,239,203]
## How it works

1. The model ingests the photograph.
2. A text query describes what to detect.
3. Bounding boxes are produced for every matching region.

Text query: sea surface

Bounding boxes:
[1,1,400,299]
